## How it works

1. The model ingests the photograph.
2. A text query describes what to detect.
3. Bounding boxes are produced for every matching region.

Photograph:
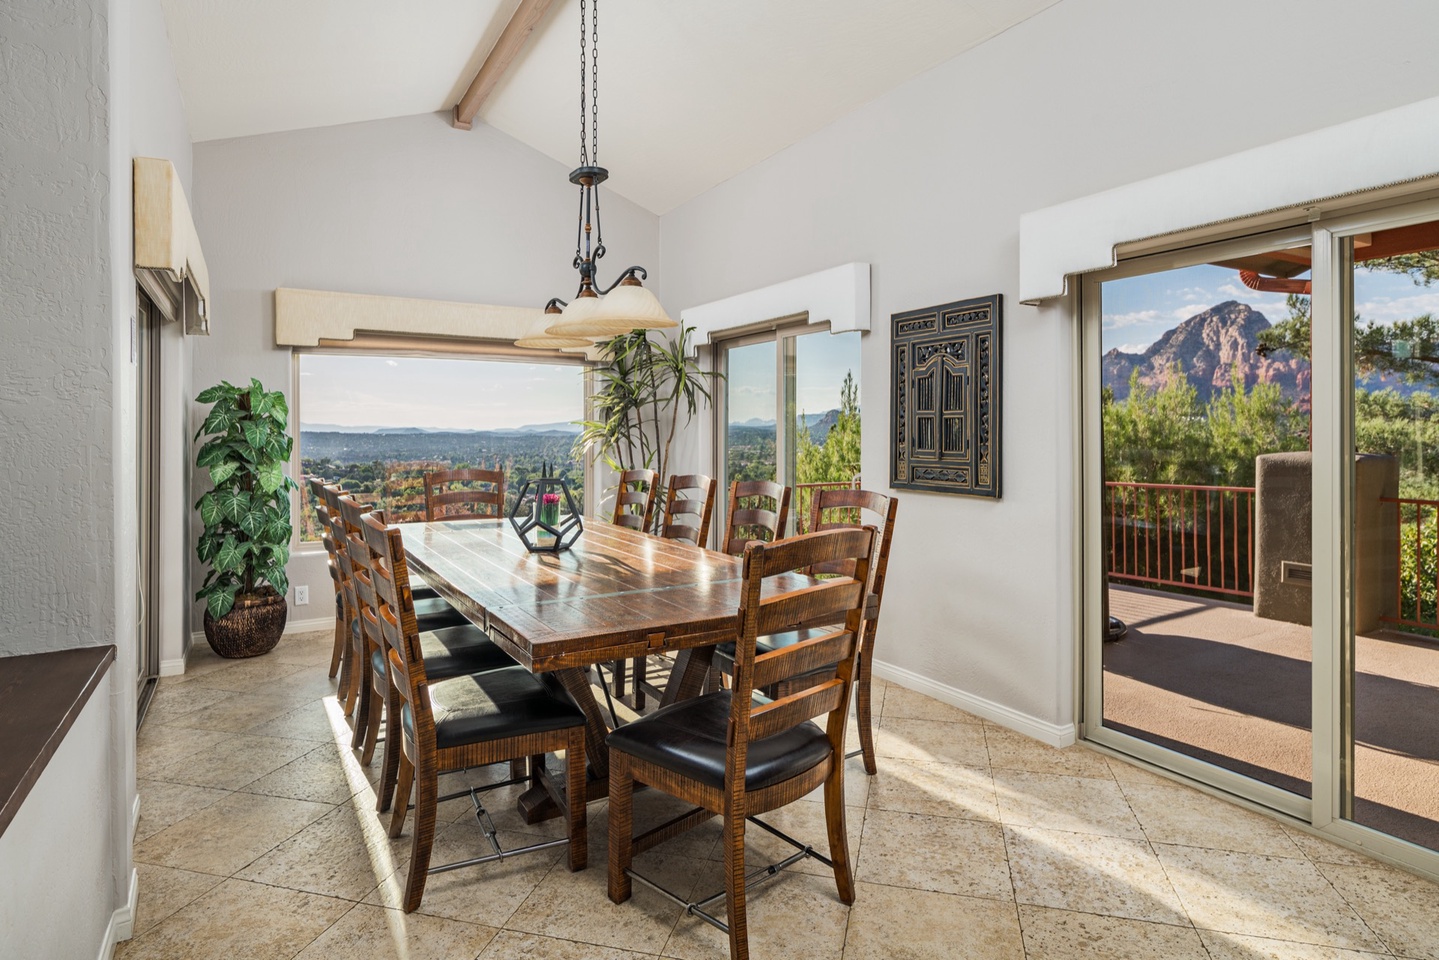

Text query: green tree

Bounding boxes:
[796,370,861,486]
[1205,365,1309,486]
[1101,365,1209,484]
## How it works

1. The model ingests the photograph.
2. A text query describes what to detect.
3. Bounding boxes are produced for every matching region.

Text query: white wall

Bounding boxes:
[656,0,1439,731]
[189,113,661,631]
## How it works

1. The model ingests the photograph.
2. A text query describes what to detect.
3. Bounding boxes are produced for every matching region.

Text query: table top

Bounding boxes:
[398,518,811,671]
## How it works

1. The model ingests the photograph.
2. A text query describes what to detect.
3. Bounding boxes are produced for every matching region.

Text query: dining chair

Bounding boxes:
[660,473,718,547]
[306,477,347,684]
[335,493,471,752]
[610,468,658,532]
[361,510,589,913]
[423,467,505,521]
[721,480,791,555]
[606,527,878,960]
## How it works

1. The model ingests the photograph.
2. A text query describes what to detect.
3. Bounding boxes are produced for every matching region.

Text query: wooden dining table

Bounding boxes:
[397,517,814,822]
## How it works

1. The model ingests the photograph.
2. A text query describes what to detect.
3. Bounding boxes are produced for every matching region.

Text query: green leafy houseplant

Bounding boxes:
[194,379,298,621]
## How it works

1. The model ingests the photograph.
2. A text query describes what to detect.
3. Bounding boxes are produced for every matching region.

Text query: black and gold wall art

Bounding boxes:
[890,294,1001,498]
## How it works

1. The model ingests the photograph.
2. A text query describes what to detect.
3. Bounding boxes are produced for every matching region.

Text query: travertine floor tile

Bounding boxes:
[133,791,333,876]
[480,930,659,959]
[165,693,303,734]
[1017,904,1207,959]
[1283,826,1381,867]
[1005,825,1186,925]
[799,753,873,809]
[1156,844,1385,951]
[1318,861,1439,960]
[292,902,498,960]
[143,683,238,726]
[1198,930,1396,959]
[857,809,1012,901]
[130,864,225,937]
[993,768,1144,839]
[881,686,984,724]
[508,851,697,954]
[735,800,862,879]
[241,743,373,805]
[237,803,409,901]
[134,778,231,842]
[984,724,1114,779]
[845,882,1024,960]
[115,878,350,960]
[866,757,999,823]
[1120,780,1305,858]
[874,716,989,766]
[189,657,308,693]
[246,697,350,742]
[148,732,316,791]
[662,869,849,960]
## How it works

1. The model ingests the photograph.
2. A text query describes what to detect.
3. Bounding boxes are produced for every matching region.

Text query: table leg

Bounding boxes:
[517,666,613,824]
[661,645,716,706]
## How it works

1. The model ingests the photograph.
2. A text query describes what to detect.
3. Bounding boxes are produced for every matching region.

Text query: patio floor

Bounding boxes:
[1106,584,1439,851]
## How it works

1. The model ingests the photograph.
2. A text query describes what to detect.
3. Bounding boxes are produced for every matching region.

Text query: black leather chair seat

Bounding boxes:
[606,691,831,792]
[402,667,584,749]
[414,596,466,629]
[369,624,516,681]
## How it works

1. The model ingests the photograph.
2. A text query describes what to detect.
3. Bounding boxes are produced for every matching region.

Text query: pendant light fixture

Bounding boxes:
[513,299,596,350]
[534,0,675,343]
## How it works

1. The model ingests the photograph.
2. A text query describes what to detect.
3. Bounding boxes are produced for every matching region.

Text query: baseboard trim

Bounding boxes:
[871,659,1077,748]
[98,867,139,959]
[158,657,186,677]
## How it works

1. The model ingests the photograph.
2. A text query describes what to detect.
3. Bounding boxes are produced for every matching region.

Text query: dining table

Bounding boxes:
[397,516,816,824]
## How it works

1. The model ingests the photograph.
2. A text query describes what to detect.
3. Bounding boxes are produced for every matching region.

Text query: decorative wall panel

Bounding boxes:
[891,294,1001,498]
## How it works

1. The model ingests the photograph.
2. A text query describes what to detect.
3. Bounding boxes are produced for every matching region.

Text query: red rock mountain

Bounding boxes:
[1103,301,1311,407]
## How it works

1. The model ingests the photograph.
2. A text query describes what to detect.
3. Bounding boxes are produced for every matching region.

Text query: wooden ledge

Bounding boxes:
[0,645,116,838]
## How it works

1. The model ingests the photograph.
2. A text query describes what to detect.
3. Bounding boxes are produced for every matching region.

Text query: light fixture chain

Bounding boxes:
[591,0,599,162]
[578,0,588,166]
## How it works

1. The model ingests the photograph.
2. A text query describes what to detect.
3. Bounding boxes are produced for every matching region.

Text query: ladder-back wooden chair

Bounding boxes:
[607,527,878,960]
[306,477,347,684]
[721,480,791,556]
[361,511,589,913]
[423,467,505,521]
[610,468,658,532]
[660,473,717,547]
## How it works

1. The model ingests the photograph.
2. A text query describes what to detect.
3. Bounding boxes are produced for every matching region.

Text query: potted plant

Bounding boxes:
[194,378,297,658]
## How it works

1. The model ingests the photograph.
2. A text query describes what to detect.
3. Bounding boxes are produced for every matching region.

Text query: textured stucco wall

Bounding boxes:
[656,0,1439,729]
[189,113,661,632]
[0,0,116,654]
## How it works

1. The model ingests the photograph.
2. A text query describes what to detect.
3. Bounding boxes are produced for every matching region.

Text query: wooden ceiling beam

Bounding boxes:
[452,0,555,130]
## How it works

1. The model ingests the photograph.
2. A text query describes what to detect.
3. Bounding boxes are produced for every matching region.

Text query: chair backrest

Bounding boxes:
[727,528,878,788]
[807,489,899,612]
[307,478,341,590]
[722,480,791,555]
[423,468,505,522]
[359,510,429,733]
[611,468,658,532]
[660,473,717,547]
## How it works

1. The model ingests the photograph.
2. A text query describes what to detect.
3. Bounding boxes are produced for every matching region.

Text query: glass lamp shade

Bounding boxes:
[514,333,593,349]
[546,282,676,337]
[544,293,607,337]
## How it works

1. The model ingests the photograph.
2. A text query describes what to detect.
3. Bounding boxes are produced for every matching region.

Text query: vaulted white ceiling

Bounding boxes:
[163,0,1061,213]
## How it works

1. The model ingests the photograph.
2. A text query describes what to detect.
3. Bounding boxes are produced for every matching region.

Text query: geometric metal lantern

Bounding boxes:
[890,293,1002,498]
[509,474,584,553]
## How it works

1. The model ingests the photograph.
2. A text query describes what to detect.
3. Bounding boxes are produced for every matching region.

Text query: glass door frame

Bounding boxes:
[1080,198,1439,880]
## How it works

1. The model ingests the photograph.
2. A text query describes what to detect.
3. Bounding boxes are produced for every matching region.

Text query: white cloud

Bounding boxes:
[1102,309,1161,330]
[1356,292,1439,325]
[1218,282,1246,297]
[1111,342,1152,355]
[385,360,399,367]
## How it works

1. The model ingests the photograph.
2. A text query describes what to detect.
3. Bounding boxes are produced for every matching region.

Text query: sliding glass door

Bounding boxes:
[1083,198,1439,872]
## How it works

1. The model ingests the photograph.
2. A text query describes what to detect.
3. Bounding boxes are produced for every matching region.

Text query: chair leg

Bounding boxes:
[722,805,751,960]
[376,680,401,813]
[607,753,634,903]
[358,667,385,765]
[389,753,413,839]
[633,657,646,710]
[613,659,628,699]
[350,660,372,751]
[402,757,439,913]
[328,611,345,679]
[337,623,355,708]
[566,727,588,872]
[824,757,856,904]
[342,629,362,718]
[856,647,878,776]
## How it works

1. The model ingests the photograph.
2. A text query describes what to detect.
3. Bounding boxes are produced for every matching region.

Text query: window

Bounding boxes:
[296,352,587,541]
[717,326,861,535]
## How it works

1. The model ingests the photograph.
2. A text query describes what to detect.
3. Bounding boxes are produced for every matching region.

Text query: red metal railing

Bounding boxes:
[793,479,861,534]
[1380,496,1439,630]
[1107,481,1256,598]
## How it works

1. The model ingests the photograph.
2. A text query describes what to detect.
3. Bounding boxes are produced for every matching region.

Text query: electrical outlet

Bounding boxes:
[295,585,309,606]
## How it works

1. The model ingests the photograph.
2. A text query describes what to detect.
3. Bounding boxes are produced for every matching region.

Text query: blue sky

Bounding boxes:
[1101,261,1439,355]
[726,331,861,424]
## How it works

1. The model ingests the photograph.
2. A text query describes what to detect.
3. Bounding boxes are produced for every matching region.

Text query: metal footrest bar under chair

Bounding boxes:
[623,813,834,934]
[426,778,570,876]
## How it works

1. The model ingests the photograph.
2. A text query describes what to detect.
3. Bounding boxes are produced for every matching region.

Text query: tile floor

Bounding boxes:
[120,629,1439,960]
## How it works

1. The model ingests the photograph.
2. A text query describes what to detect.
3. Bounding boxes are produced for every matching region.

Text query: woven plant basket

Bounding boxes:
[203,590,287,658]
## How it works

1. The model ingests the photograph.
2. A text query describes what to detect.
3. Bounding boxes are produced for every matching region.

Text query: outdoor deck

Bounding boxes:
[1105,584,1439,849]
